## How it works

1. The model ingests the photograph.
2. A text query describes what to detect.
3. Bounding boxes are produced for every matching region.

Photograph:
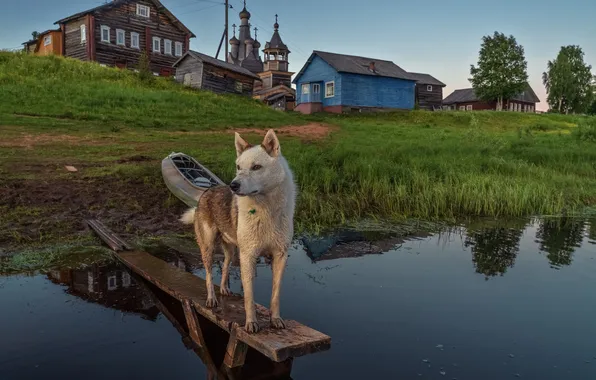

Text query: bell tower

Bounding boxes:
[259,14,294,89]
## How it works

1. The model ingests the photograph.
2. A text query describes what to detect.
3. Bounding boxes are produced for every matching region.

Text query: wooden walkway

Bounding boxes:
[86,219,331,376]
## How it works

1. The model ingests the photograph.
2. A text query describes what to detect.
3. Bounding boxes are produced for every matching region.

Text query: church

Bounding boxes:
[227,3,296,111]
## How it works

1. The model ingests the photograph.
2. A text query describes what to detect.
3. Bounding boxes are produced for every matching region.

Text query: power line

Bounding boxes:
[169,0,224,10]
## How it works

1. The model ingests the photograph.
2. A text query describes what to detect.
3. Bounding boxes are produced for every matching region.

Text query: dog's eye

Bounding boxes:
[251,164,262,171]
[236,165,240,170]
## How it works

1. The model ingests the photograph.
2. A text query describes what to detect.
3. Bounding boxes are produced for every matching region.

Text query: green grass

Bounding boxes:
[1,51,596,248]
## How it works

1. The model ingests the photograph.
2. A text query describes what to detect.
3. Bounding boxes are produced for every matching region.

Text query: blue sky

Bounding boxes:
[2,0,595,110]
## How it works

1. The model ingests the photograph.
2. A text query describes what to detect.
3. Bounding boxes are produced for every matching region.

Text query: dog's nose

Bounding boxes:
[230,181,241,192]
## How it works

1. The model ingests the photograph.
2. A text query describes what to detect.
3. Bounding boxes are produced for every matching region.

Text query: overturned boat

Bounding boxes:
[161,152,225,207]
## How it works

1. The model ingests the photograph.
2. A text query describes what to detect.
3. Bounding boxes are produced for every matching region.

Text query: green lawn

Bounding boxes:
[1,51,596,251]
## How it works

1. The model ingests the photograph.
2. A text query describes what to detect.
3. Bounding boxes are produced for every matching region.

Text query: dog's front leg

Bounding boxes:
[270,252,288,329]
[240,251,259,333]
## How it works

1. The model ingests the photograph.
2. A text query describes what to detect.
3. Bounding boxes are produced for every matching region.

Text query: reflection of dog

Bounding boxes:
[180,130,296,333]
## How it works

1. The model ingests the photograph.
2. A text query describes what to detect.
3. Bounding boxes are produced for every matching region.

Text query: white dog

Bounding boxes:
[180,129,296,333]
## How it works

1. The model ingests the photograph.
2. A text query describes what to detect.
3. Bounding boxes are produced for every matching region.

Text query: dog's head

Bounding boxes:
[230,129,286,196]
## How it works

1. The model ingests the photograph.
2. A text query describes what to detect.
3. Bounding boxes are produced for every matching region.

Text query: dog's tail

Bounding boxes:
[179,207,197,225]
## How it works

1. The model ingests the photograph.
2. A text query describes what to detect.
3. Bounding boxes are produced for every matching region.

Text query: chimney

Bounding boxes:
[369,61,376,72]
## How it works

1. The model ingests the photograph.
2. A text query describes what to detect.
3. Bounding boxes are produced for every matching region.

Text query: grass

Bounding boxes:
[1,51,596,249]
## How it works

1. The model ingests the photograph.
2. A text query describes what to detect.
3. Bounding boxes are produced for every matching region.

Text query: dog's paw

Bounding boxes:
[205,297,219,308]
[244,321,260,334]
[220,287,232,296]
[271,317,286,329]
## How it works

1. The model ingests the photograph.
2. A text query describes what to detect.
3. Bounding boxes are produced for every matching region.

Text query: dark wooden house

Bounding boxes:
[54,0,195,76]
[443,84,540,112]
[172,50,260,96]
[407,72,446,110]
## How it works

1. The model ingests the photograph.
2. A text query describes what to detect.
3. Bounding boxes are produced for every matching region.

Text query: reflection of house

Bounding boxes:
[443,84,540,112]
[293,50,417,114]
[173,50,260,96]
[52,0,195,76]
[47,262,159,319]
[22,29,63,56]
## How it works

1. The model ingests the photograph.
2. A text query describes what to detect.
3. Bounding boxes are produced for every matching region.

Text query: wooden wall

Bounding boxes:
[201,63,255,96]
[415,84,443,110]
[36,31,63,56]
[174,56,204,88]
[64,18,89,61]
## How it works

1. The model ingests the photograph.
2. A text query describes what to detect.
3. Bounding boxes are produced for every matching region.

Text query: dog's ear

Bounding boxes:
[261,129,280,157]
[235,132,251,157]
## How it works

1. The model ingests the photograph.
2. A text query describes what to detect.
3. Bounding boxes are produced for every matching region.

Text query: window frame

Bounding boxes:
[325,81,335,98]
[80,25,86,43]
[466,104,472,111]
[313,83,320,94]
[116,29,126,46]
[175,41,183,57]
[136,4,150,18]
[130,32,140,49]
[164,39,172,55]
[427,84,433,92]
[152,37,161,53]
[301,83,310,95]
[43,35,52,46]
[100,25,110,43]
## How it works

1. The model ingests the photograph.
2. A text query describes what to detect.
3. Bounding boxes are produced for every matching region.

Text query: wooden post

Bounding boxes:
[224,0,229,59]
[223,325,248,369]
[60,24,66,56]
[145,27,152,59]
[182,299,206,348]
[89,15,96,61]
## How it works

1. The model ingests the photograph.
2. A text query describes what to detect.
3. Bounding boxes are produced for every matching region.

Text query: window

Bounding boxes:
[43,35,52,46]
[122,272,131,288]
[131,32,140,49]
[509,102,514,111]
[137,4,150,17]
[325,81,335,97]
[80,25,86,43]
[164,39,172,55]
[459,105,466,111]
[427,85,433,92]
[116,29,125,46]
[107,275,117,291]
[175,41,183,57]
[313,83,320,94]
[301,83,310,95]
[101,25,110,43]
[466,105,472,111]
[235,82,243,93]
[152,37,161,53]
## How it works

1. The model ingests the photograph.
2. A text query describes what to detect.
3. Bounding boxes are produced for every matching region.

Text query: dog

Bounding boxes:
[179,129,296,333]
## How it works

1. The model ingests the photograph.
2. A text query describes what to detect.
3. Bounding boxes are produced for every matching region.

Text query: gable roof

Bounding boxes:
[443,84,540,104]
[407,72,445,87]
[264,31,288,51]
[172,50,260,80]
[22,29,61,46]
[293,50,416,83]
[54,0,195,37]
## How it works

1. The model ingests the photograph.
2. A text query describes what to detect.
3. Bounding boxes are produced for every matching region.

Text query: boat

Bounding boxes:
[161,152,225,207]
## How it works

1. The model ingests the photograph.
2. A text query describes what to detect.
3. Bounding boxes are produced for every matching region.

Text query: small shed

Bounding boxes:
[407,72,446,110]
[173,50,260,96]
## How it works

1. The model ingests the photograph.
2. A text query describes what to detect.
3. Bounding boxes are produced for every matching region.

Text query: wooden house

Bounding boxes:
[22,29,63,56]
[407,72,446,110]
[443,84,540,112]
[53,0,195,76]
[292,50,417,114]
[172,50,259,96]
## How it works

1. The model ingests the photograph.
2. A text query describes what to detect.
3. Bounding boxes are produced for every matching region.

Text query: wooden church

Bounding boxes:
[226,5,295,111]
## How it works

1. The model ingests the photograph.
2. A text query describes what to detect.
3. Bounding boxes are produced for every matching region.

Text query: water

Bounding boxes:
[1,218,595,379]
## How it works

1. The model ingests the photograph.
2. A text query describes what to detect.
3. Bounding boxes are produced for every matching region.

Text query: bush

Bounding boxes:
[574,118,596,142]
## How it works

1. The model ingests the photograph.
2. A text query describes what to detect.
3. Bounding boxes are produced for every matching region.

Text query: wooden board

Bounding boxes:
[114,250,331,362]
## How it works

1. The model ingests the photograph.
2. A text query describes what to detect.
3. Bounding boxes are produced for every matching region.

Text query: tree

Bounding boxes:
[470,31,528,111]
[31,31,39,40]
[542,46,593,114]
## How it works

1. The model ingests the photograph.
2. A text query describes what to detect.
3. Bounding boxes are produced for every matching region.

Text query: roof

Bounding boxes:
[293,50,416,83]
[407,72,446,87]
[172,50,260,80]
[264,31,288,51]
[54,0,195,37]
[22,29,61,46]
[443,84,540,104]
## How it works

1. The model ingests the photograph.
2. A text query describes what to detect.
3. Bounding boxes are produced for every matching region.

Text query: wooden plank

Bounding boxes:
[223,326,248,368]
[183,299,207,348]
[86,219,133,252]
[115,250,331,362]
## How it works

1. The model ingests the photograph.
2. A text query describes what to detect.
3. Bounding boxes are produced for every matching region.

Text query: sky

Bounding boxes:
[2,0,595,111]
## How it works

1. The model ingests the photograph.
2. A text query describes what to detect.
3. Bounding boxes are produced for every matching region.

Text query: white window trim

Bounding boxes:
[80,25,86,43]
[313,83,320,94]
[116,29,126,46]
[427,85,433,92]
[325,81,335,98]
[101,25,110,43]
[131,32,140,49]
[107,275,117,291]
[459,105,466,111]
[466,105,472,111]
[301,83,310,95]
[174,41,183,57]
[137,4,150,17]
[164,39,172,55]
[152,37,161,53]
[43,35,52,46]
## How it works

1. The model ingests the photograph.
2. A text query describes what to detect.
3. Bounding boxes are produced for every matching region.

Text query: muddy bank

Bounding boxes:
[0,176,189,251]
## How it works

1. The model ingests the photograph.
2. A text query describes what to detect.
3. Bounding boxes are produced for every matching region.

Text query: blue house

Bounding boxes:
[292,50,417,114]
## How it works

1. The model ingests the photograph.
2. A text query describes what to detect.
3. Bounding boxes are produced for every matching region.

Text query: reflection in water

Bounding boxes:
[587,219,596,244]
[535,218,585,268]
[464,220,526,279]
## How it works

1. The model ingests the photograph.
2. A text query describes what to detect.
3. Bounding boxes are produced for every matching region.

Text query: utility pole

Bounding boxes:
[215,0,229,60]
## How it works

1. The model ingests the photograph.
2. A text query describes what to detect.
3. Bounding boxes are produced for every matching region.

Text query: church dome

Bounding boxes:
[239,7,251,19]
[244,37,254,45]
[253,39,261,49]
[229,36,239,45]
